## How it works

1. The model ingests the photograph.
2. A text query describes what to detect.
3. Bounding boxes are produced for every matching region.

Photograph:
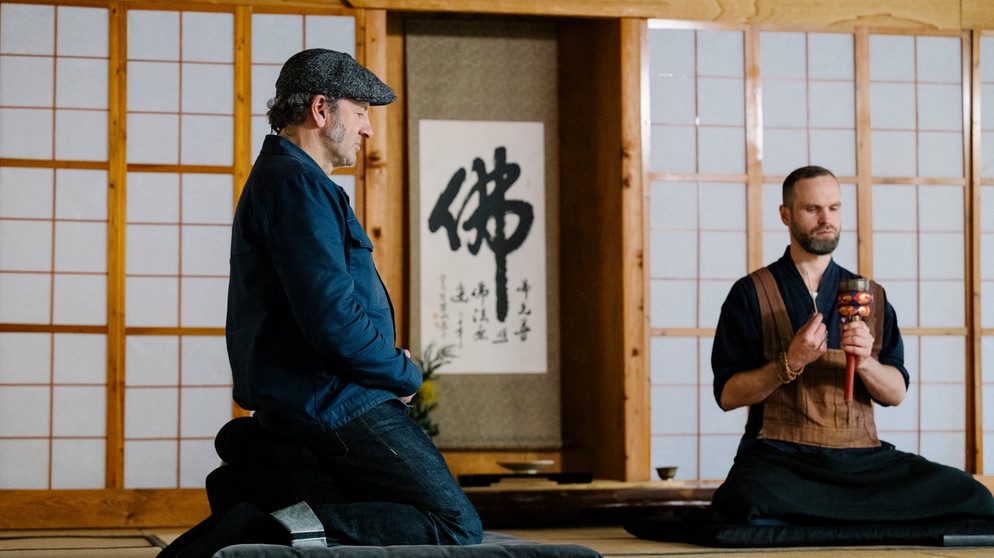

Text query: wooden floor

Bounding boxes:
[3,526,994,558]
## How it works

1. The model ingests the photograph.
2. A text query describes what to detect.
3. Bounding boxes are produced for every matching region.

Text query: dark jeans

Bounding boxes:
[159,401,481,557]
[303,399,481,545]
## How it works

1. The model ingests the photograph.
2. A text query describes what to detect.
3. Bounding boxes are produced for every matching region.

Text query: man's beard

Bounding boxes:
[323,119,355,168]
[791,222,839,255]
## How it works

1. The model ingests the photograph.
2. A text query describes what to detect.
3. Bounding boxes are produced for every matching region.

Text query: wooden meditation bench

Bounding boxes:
[461,477,719,527]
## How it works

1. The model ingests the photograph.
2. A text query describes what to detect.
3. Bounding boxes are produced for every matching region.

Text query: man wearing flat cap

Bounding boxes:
[158,49,482,557]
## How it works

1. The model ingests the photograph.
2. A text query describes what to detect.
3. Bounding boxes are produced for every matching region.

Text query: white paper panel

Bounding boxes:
[180,439,218,488]
[128,11,179,60]
[53,274,106,325]
[125,387,178,438]
[124,440,177,489]
[182,12,233,62]
[126,277,179,326]
[0,440,49,489]
[760,32,805,78]
[180,387,232,438]
[0,386,50,437]
[0,332,51,383]
[180,277,228,328]
[0,4,54,55]
[52,439,104,489]
[53,333,106,384]
[0,167,52,218]
[128,173,181,223]
[126,335,180,387]
[56,170,107,220]
[54,221,106,272]
[57,7,107,57]
[127,225,180,275]
[0,273,51,323]
[180,336,231,385]
[53,386,106,437]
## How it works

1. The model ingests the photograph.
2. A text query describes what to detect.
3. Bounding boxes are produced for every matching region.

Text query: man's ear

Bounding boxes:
[779,204,790,226]
[310,95,331,126]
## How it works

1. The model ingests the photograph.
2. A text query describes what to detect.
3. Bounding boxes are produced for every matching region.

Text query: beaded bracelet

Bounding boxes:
[776,351,803,384]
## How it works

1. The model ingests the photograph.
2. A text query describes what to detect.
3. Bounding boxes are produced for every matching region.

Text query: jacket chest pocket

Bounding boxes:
[346,217,390,311]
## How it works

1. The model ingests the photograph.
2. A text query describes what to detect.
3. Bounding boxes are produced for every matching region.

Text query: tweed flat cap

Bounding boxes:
[275,48,396,106]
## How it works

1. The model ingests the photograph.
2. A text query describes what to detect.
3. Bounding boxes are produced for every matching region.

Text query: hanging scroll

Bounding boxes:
[418,119,547,374]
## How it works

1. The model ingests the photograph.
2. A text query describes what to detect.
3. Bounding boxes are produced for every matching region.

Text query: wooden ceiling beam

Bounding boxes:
[343,0,985,31]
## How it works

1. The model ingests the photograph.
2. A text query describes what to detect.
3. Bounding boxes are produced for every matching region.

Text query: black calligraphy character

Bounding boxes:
[516,278,531,300]
[493,328,509,344]
[472,306,489,325]
[428,147,534,322]
[435,276,449,336]
[471,282,490,300]
[513,318,531,342]
[473,320,488,341]
[450,282,469,304]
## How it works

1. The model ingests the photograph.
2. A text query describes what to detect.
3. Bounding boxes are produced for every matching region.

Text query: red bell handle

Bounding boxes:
[845,353,855,400]
[838,278,872,402]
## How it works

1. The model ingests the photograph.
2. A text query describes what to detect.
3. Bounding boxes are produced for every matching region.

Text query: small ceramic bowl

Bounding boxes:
[498,460,555,475]
[656,466,677,480]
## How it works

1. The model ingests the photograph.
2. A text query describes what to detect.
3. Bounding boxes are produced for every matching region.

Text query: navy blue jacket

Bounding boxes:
[226,135,421,437]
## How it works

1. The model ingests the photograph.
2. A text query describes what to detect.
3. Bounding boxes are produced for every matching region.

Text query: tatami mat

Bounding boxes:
[500,526,994,557]
[4,526,994,557]
[0,528,164,557]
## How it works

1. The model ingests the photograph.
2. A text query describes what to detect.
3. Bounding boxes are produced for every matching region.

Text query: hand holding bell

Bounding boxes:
[837,278,873,401]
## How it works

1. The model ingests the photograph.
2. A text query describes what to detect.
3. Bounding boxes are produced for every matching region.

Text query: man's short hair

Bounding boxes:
[266,92,339,135]
[782,165,836,207]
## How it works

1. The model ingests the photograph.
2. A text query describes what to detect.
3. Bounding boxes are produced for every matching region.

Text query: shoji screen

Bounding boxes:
[867,34,968,467]
[0,3,358,490]
[648,22,975,478]
[647,26,749,480]
[980,34,994,469]
[0,4,110,489]
[123,8,236,489]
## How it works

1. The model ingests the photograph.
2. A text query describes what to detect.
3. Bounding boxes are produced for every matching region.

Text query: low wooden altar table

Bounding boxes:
[462,478,719,527]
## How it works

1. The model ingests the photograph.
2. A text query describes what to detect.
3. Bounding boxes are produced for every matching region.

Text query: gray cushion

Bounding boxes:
[213,532,601,558]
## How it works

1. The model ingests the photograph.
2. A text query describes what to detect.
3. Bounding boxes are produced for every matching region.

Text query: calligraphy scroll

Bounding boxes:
[418,120,547,374]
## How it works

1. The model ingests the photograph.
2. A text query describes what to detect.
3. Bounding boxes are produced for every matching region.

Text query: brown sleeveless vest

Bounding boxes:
[750,267,883,448]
